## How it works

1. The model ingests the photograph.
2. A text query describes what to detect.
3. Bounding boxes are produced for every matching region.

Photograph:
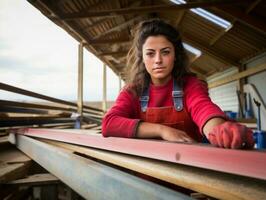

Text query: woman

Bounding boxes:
[102,19,254,149]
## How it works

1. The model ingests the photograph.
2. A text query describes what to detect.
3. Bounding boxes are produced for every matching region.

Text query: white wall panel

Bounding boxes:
[207,67,239,112]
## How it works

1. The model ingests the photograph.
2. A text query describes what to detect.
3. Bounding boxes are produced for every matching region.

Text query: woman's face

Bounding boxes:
[142,35,175,86]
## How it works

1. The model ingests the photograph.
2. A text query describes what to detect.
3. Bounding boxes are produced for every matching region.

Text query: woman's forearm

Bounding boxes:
[136,122,194,142]
[136,122,163,138]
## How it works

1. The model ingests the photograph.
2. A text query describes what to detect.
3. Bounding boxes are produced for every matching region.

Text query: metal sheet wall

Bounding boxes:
[207,67,239,113]
[246,53,266,130]
[246,53,266,102]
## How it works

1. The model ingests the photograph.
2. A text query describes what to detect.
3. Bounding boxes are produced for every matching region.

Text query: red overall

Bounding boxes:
[140,106,201,142]
[140,80,202,142]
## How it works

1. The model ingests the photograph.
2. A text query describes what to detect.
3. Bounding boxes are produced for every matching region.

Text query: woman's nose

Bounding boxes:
[155,52,162,64]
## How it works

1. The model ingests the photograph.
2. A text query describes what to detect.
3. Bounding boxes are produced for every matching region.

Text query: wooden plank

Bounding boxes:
[81,123,99,129]
[0,147,32,183]
[7,173,59,186]
[0,136,9,145]
[0,100,103,116]
[0,99,76,112]
[44,140,266,200]
[0,117,75,127]
[208,63,266,88]
[1,187,31,200]
[0,82,103,112]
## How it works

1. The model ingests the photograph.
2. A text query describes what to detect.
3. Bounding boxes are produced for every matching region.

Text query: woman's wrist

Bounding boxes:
[203,117,226,138]
[136,122,163,138]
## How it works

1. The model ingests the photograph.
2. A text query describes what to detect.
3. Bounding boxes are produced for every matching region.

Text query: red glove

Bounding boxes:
[208,121,255,149]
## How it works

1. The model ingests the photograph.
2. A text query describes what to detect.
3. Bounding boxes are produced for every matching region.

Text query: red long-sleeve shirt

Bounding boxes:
[102,76,226,138]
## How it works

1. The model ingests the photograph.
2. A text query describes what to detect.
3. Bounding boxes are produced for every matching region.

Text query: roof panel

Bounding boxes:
[27,0,266,79]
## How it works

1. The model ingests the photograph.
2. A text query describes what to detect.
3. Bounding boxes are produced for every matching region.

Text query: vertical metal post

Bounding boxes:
[102,64,107,111]
[77,43,83,129]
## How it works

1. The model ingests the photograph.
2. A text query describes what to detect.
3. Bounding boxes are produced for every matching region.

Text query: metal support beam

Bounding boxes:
[102,64,107,112]
[9,134,191,200]
[13,128,266,180]
[46,140,266,200]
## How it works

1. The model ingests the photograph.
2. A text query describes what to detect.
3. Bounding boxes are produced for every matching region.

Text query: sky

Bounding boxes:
[0,0,122,102]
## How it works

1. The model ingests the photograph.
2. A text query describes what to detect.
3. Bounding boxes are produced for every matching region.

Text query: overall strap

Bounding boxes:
[140,86,149,112]
[172,79,183,111]
[140,79,183,112]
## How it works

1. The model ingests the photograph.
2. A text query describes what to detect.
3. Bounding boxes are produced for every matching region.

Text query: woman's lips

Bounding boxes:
[152,67,165,72]
[152,67,165,70]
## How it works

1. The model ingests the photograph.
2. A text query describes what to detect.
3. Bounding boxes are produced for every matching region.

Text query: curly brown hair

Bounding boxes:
[126,19,192,96]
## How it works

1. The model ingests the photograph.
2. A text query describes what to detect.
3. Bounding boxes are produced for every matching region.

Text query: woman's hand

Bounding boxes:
[208,121,255,149]
[136,122,194,143]
[159,125,195,143]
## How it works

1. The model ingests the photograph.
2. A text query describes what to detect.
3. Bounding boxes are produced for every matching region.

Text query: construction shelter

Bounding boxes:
[1,0,266,199]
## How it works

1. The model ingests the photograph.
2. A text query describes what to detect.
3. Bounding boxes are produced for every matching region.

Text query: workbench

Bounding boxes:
[7,128,266,200]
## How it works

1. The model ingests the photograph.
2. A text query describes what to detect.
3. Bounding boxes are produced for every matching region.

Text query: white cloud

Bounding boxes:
[0,0,120,102]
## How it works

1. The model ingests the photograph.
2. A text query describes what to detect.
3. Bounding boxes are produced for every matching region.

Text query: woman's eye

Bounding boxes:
[162,51,170,55]
[146,52,154,57]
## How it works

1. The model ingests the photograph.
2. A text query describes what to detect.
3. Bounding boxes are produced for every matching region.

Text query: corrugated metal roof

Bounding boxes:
[27,0,266,80]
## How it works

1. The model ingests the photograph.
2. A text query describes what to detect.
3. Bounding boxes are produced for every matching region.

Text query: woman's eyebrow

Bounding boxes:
[145,49,155,51]
[160,47,171,51]
[145,47,172,51]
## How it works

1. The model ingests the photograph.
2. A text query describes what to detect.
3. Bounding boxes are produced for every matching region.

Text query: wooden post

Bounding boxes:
[238,64,246,118]
[77,43,83,128]
[118,73,122,92]
[102,64,107,111]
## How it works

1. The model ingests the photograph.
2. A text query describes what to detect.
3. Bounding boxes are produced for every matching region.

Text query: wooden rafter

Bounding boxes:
[83,18,113,31]
[190,69,206,80]
[188,54,206,79]
[98,50,128,56]
[113,0,127,32]
[88,38,131,45]
[209,0,261,46]
[174,10,186,28]
[183,35,239,67]
[208,62,266,88]
[58,0,250,19]
[217,6,266,35]
[245,0,262,14]
[209,23,233,46]
[240,48,266,64]
[92,15,144,40]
